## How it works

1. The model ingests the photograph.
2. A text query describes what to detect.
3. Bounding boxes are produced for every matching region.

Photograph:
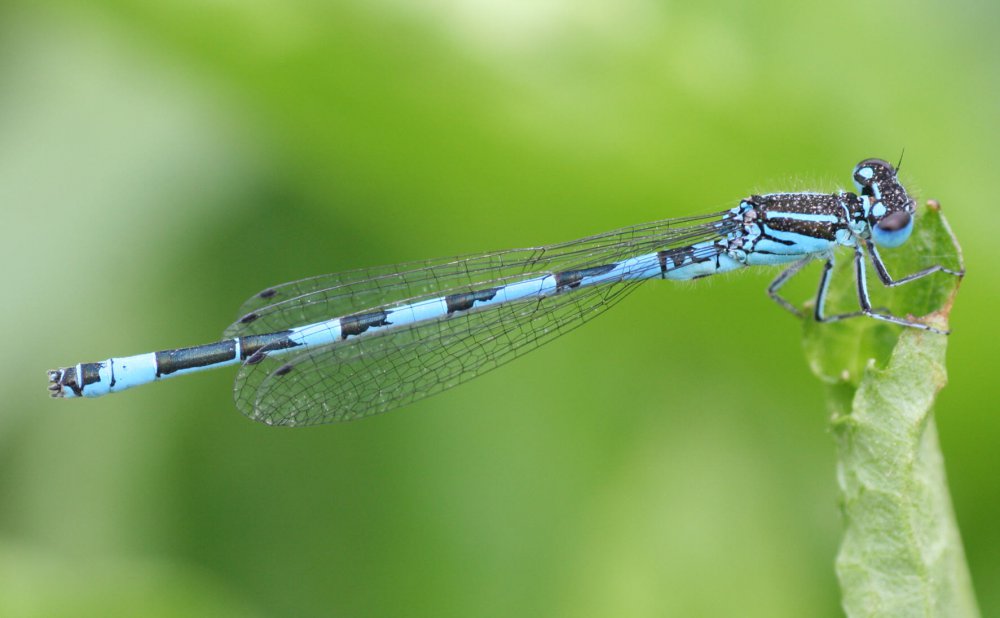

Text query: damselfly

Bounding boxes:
[49,159,963,426]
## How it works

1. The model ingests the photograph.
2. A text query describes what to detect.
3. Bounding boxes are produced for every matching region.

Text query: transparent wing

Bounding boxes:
[230,212,739,425]
[224,212,734,338]
[234,277,645,425]
[226,255,488,336]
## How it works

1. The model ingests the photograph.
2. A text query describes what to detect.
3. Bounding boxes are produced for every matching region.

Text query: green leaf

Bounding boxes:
[800,203,979,617]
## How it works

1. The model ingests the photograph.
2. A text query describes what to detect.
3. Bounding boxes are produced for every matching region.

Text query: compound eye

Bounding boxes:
[871,209,913,248]
[876,210,911,232]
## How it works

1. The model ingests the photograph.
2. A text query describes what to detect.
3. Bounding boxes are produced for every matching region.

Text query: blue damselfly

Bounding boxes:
[49,159,963,426]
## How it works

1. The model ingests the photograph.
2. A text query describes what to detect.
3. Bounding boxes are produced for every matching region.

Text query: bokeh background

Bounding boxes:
[2,1,997,616]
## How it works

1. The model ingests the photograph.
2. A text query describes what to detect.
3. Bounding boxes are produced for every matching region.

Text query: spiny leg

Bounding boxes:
[767,256,813,317]
[825,243,948,334]
[812,254,864,323]
[864,238,964,286]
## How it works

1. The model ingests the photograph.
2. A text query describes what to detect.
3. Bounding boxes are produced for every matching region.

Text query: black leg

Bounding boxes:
[767,257,813,317]
[813,253,864,323]
[865,239,964,287]
[860,248,949,333]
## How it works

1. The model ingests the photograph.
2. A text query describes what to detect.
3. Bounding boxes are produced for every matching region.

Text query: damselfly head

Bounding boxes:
[853,158,915,248]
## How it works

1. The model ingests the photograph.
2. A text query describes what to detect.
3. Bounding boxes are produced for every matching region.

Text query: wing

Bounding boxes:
[223,212,733,338]
[234,278,643,425]
[225,254,497,337]
[229,211,738,425]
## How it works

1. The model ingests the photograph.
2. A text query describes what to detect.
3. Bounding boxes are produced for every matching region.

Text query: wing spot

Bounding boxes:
[246,350,267,365]
[274,364,294,376]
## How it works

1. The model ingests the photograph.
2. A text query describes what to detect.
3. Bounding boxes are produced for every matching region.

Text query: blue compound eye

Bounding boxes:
[871,210,913,248]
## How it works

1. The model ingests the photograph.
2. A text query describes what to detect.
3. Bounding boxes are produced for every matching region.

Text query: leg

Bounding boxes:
[813,245,948,334]
[767,256,813,317]
[853,243,948,334]
[813,254,864,323]
[865,239,964,287]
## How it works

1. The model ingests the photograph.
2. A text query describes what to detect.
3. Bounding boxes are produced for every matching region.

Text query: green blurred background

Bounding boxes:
[2,0,997,616]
